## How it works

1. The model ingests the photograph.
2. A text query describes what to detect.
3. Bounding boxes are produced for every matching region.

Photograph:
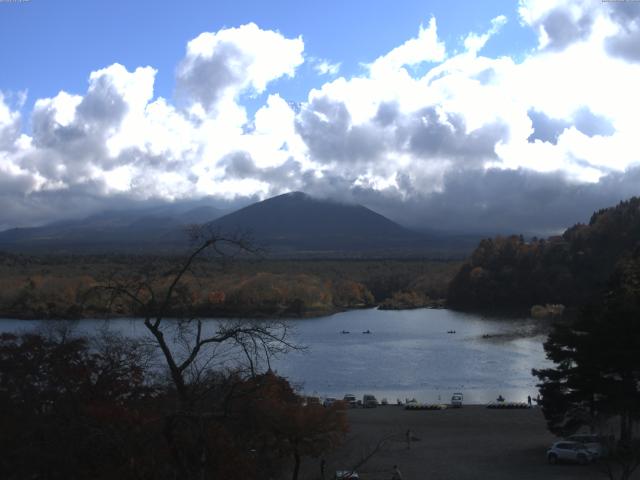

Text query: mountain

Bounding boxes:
[0,204,226,253]
[0,192,477,257]
[206,192,430,255]
[447,196,640,312]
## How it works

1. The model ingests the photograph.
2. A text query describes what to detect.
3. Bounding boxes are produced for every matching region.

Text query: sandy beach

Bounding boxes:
[303,405,619,480]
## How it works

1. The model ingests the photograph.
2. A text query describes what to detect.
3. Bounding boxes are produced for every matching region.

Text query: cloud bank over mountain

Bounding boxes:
[1,2,640,234]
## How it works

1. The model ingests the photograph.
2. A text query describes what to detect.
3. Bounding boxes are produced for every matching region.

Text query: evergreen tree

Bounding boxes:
[534,250,640,479]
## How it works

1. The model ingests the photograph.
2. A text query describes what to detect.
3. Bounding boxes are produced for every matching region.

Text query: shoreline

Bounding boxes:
[0,303,546,322]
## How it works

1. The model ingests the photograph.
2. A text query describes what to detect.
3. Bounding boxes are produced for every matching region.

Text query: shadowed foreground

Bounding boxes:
[306,405,619,480]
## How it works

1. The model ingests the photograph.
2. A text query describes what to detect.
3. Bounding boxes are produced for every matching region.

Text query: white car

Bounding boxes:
[343,394,358,408]
[335,471,359,479]
[567,434,608,458]
[547,441,597,465]
[362,394,378,408]
[451,392,463,408]
[323,397,337,407]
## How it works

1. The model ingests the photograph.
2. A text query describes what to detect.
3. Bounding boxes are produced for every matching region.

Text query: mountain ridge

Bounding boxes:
[0,191,476,257]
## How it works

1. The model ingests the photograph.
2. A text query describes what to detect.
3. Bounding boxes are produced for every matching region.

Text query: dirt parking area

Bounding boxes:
[305,405,620,480]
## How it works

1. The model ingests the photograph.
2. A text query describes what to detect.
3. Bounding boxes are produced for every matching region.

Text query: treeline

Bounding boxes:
[0,255,459,319]
[448,197,640,312]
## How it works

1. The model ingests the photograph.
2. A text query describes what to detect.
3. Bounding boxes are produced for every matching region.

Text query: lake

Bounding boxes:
[0,308,551,404]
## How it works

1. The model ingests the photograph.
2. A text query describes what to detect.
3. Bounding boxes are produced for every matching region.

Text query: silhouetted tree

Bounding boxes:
[534,250,640,479]
[98,227,338,480]
[0,329,160,480]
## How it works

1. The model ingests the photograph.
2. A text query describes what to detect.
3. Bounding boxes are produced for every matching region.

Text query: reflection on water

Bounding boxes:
[0,308,551,404]
[270,308,551,404]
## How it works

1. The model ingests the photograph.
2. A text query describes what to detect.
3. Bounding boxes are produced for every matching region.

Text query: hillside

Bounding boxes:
[0,192,477,257]
[0,204,225,253]
[447,197,640,312]
[207,192,426,253]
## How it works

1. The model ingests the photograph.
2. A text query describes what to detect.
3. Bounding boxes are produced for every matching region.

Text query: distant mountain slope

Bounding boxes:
[207,192,426,252]
[447,197,640,311]
[0,192,478,257]
[0,204,226,253]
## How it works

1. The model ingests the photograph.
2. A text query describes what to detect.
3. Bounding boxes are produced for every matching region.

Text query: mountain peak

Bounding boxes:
[277,191,312,201]
[208,192,423,253]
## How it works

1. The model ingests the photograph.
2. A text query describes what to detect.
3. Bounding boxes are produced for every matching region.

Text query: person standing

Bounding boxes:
[405,429,412,450]
[391,464,403,480]
[527,395,532,407]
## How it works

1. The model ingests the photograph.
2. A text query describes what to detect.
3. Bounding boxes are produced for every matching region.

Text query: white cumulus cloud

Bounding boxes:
[2,7,640,234]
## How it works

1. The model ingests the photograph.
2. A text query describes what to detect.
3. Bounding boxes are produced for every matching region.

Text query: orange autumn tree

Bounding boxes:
[229,372,349,480]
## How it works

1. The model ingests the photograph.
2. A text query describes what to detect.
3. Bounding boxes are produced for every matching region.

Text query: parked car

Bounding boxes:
[306,396,321,407]
[343,394,357,408]
[335,470,359,479]
[547,441,597,465]
[451,392,463,408]
[362,394,378,408]
[566,434,608,458]
[323,397,337,408]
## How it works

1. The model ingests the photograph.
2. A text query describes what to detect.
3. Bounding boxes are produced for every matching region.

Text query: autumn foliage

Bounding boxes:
[448,197,640,311]
[0,331,348,480]
[0,255,457,319]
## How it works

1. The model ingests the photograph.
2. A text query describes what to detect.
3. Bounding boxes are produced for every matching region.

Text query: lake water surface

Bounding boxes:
[0,308,551,404]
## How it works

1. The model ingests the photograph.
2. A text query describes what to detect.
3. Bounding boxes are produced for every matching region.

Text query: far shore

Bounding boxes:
[0,302,549,323]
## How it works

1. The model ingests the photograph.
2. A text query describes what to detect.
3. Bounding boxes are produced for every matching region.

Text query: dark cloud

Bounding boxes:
[401,107,508,162]
[176,42,247,112]
[76,75,129,126]
[374,101,400,127]
[281,165,640,236]
[31,103,85,150]
[222,150,303,194]
[0,183,252,232]
[25,69,140,185]
[406,167,640,234]
[27,102,109,182]
[295,97,385,164]
[296,98,507,168]
[529,2,640,62]
[0,116,20,152]
[605,3,640,63]
[223,151,258,179]
[0,182,125,230]
[3,150,640,238]
[538,7,595,51]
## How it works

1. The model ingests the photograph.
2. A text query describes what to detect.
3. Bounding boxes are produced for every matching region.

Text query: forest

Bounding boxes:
[447,197,640,313]
[0,253,458,319]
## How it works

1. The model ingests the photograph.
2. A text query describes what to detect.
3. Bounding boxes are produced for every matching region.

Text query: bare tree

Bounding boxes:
[96,226,300,479]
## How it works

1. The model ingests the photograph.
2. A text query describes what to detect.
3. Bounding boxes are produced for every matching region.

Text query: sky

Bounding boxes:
[0,0,639,234]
